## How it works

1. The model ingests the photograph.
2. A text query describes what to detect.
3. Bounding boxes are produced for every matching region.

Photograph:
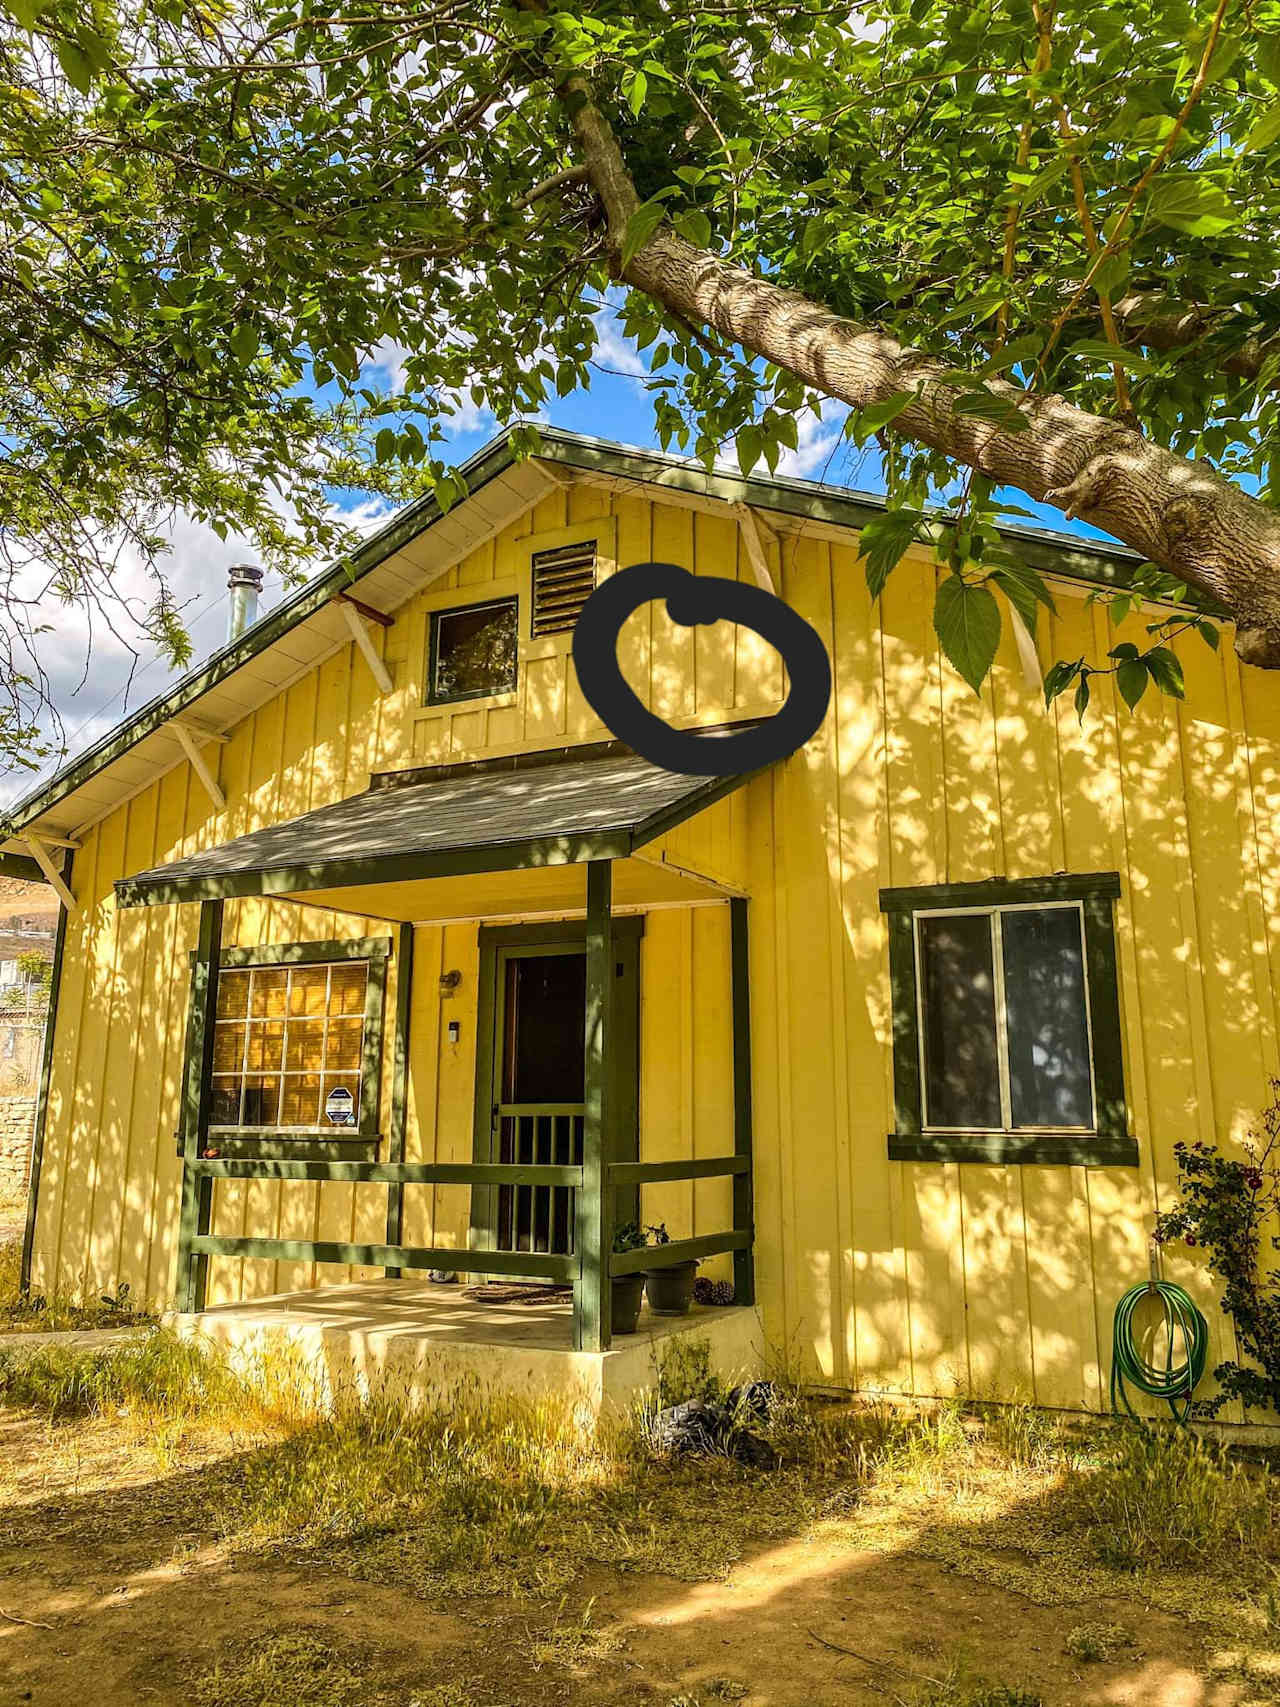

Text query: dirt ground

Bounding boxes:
[0,1411,1265,1707]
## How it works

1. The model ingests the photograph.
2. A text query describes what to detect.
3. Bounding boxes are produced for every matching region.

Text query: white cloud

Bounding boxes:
[777,405,849,479]
[4,495,397,805]
[591,300,649,385]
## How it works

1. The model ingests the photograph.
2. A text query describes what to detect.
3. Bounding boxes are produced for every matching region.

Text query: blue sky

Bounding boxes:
[17,305,1117,798]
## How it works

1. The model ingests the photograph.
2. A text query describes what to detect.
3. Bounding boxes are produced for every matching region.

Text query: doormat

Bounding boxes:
[461,1283,573,1306]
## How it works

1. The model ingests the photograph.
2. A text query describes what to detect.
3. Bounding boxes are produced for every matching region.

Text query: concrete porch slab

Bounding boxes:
[166,1279,764,1416]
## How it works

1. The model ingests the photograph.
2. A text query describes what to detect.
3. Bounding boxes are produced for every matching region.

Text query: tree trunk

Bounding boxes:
[541,30,1280,666]
[626,232,1280,665]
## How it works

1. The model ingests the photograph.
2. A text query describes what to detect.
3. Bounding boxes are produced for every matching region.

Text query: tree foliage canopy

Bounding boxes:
[3,0,1279,762]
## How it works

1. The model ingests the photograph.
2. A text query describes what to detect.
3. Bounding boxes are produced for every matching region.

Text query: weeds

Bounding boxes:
[1076,1423,1271,1570]
[0,1236,153,1335]
[190,1629,375,1707]
[1063,1621,1136,1663]
[909,1671,1042,1707]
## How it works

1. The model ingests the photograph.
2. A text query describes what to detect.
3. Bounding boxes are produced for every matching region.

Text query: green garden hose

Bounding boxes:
[1110,1280,1210,1424]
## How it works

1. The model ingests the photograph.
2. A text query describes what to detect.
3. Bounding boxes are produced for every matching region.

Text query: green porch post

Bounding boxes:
[385,921,415,1275]
[575,859,614,1351]
[175,898,223,1313]
[730,898,756,1306]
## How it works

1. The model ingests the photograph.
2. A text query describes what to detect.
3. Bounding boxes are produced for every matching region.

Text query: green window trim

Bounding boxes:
[426,595,519,706]
[880,873,1134,1168]
[180,935,391,1150]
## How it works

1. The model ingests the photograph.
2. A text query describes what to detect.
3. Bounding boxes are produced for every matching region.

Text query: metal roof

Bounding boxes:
[115,742,751,908]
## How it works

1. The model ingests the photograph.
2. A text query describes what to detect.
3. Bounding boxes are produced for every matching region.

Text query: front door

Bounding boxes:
[472,924,640,1263]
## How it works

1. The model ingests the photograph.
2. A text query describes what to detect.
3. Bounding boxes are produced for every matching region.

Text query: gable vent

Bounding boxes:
[530,539,598,637]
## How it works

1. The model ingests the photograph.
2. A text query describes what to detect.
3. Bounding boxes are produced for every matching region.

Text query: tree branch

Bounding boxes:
[529,8,1280,666]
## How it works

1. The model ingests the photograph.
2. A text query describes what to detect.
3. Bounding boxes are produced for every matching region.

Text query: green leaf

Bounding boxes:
[934,575,1001,693]
[1144,645,1185,698]
[1067,339,1153,373]
[1196,620,1220,650]
[990,560,1055,635]
[673,208,712,248]
[1147,174,1238,237]
[857,508,924,599]
[1115,657,1149,710]
[850,390,913,446]
[620,197,668,269]
[625,69,647,116]
[4,0,43,31]
[54,36,94,92]
[1043,658,1083,706]
[230,323,257,363]
[1074,671,1092,721]
[952,389,1030,432]
[1241,103,1280,155]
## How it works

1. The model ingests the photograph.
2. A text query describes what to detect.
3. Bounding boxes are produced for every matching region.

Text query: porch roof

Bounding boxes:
[114,739,754,909]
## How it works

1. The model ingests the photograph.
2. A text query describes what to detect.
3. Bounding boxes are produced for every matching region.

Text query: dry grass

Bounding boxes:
[0,1234,153,1335]
[189,1629,383,1707]
[0,1325,1277,1688]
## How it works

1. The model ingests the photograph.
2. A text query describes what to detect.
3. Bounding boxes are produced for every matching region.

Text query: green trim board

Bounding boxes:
[577,860,614,1351]
[608,1156,748,1185]
[385,922,414,1270]
[879,871,1133,1166]
[879,872,1122,912]
[190,1159,585,1184]
[203,1135,380,1161]
[18,853,72,1294]
[175,899,224,1312]
[730,896,756,1307]
[0,851,51,885]
[210,936,392,966]
[610,1230,752,1276]
[888,1133,1139,1166]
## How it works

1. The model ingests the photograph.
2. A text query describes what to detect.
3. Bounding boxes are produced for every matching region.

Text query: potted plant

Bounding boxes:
[643,1223,700,1316]
[611,1222,649,1334]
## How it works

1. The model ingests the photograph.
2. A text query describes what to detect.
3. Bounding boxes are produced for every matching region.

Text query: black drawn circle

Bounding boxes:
[571,562,832,776]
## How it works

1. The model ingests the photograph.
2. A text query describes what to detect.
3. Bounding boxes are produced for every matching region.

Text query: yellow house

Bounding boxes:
[9,427,1278,1415]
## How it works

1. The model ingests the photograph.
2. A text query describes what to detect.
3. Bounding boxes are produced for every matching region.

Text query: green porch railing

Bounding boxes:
[181,1158,585,1292]
[605,1155,753,1277]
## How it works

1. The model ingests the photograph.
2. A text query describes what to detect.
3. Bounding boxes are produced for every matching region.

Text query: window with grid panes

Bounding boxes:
[210,960,368,1131]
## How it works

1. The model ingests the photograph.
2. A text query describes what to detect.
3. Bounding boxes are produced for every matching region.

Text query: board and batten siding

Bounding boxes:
[27,478,1280,1419]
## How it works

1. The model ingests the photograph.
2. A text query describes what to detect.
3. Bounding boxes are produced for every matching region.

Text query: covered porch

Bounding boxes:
[117,742,760,1360]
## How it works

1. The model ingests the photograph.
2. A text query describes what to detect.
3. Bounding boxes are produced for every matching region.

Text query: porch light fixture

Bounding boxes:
[439,969,462,994]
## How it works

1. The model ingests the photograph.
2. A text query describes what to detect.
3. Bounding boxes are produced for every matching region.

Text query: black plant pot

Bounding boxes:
[611,1273,646,1335]
[644,1261,699,1316]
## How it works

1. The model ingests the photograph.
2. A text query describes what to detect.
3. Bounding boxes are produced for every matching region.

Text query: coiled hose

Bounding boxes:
[1110,1279,1210,1424]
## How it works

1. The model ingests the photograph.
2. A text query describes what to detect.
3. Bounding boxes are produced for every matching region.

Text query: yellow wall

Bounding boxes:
[28,478,1280,1418]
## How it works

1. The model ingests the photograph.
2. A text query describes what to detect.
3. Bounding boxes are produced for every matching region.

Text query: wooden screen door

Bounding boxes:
[472,926,639,1263]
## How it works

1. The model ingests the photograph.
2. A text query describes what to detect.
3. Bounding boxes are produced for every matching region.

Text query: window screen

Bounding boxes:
[918,904,1093,1132]
[1001,909,1092,1128]
[210,961,368,1130]
[919,913,1003,1130]
[428,598,517,702]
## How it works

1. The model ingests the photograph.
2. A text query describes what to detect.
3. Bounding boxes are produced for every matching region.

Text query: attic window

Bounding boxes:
[530,539,598,638]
